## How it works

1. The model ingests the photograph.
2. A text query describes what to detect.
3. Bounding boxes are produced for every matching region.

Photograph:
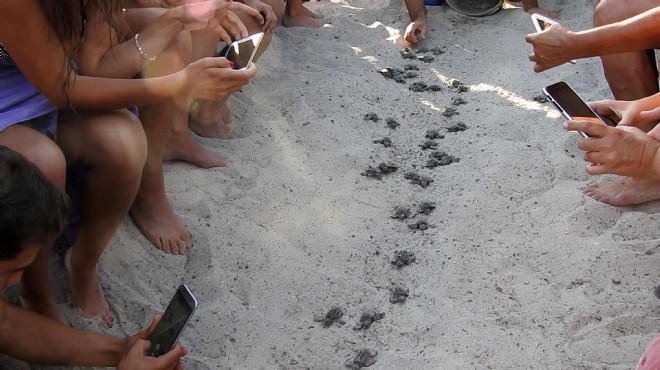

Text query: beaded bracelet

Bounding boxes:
[134,33,156,63]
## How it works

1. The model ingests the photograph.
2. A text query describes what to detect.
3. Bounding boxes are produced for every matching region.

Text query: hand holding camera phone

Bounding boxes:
[530,14,576,65]
[148,284,197,357]
[543,81,617,138]
[216,32,264,70]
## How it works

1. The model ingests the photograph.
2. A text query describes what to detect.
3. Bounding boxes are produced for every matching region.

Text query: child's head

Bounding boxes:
[0,145,69,260]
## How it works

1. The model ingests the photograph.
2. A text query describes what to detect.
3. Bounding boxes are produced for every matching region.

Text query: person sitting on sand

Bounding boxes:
[527,1,660,206]
[0,145,186,369]
[404,0,428,45]
[563,94,660,206]
[123,0,282,139]
[527,0,660,101]
[1,0,256,326]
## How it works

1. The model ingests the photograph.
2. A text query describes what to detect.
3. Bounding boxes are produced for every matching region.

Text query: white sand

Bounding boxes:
[5,1,660,369]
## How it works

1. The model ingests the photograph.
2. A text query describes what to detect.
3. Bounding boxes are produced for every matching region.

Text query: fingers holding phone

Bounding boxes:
[118,339,186,370]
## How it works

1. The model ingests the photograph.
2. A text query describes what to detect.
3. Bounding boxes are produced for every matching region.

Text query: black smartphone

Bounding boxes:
[148,284,198,357]
[543,81,616,138]
[215,32,264,70]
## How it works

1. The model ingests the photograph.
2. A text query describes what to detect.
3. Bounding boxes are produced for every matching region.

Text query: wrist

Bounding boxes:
[643,139,660,180]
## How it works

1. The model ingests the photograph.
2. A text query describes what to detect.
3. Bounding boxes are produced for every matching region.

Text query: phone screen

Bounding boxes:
[543,81,615,138]
[224,33,263,70]
[148,285,197,357]
[531,14,555,32]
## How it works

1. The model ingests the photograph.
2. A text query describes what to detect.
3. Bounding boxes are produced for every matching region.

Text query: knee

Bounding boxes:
[593,0,627,27]
[87,111,147,176]
[28,142,66,189]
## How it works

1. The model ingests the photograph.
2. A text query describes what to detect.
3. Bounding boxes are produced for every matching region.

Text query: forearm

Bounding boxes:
[65,73,180,110]
[0,302,126,366]
[404,0,426,22]
[571,7,660,59]
[84,9,185,78]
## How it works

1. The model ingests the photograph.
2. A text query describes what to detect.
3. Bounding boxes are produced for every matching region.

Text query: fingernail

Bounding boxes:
[229,61,235,68]
[562,122,568,128]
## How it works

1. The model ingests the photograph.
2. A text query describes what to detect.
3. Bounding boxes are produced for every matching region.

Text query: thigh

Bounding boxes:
[0,124,65,188]
[57,109,147,168]
[594,0,660,25]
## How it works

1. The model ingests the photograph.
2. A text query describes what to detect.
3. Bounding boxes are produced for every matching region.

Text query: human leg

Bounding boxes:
[594,0,660,100]
[0,123,66,322]
[283,0,322,27]
[57,109,146,327]
[188,5,279,139]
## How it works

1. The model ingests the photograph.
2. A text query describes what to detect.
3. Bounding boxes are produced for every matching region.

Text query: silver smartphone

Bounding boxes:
[543,81,616,138]
[216,32,264,70]
[148,284,198,357]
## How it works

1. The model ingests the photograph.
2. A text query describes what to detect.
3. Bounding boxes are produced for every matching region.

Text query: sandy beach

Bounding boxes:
[4,0,660,369]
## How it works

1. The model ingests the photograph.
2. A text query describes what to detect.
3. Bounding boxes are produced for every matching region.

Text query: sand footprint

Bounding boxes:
[567,202,623,237]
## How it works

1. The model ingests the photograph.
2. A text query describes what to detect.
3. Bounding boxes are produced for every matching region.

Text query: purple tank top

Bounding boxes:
[0,59,57,131]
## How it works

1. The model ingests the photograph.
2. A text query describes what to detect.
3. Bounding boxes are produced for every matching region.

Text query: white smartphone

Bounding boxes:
[543,81,616,138]
[531,14,576,64]
[216,32,264,70]
[531,13,557,33]
[148,284,198,357]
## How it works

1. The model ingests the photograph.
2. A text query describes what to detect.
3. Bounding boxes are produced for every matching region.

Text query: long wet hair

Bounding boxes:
[38,0,127,106]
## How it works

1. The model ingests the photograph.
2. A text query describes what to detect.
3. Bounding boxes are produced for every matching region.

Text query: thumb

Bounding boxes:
[199,56,235,69]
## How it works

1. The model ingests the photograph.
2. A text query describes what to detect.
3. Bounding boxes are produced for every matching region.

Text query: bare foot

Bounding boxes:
[303,6,323,19]
[581,176,660,206]
[65,249,113,328]
[188,101,243,139]
[164,131,226,168]
[130,192,192,255]
[189,119,245,140]
[282,14,322,28]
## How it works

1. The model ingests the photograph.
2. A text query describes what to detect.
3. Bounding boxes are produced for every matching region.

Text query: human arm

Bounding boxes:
[521,0,558,18]
[0,300,126,366]
[526,7,660,72]
[565,120,660,180]
[78,1,262,78]
[0,0,256,110]
[589,94,660,129]
[404,0,428,44]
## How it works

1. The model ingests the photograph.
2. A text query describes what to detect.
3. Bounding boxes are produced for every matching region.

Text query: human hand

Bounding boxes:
[120,315,186,370]
[241,0,278,33]
[177,57,257,102]
[565,119,660,179]
[526,23,577,72]
[404,20,428,45]
[525,7,559,19]
[118,339,187,370]
[171,1,264,46]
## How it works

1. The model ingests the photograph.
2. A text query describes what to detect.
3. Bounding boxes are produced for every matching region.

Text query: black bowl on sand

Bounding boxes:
[444,0,503,16]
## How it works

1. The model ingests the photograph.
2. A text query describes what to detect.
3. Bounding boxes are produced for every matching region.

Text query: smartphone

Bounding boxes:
[530,14,576,64]
[531,13,557,32]
[215,32,264,70]
[148,284,198,357]
[543,81,616,138]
